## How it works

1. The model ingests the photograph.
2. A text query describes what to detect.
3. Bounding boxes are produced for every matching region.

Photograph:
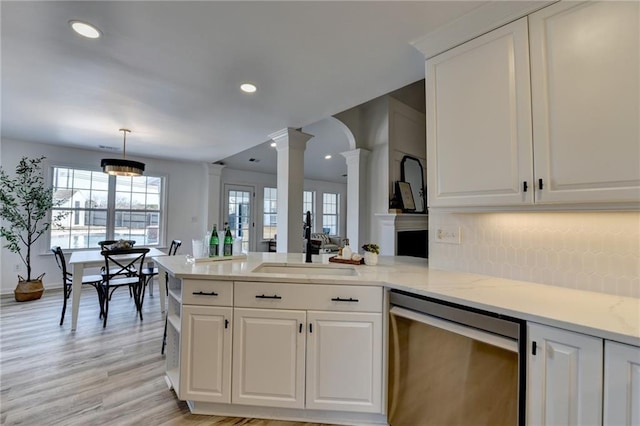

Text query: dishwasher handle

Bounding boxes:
[390,306,518,353]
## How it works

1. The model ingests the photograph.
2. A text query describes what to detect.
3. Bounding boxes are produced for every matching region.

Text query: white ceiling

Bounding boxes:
[1,1,486,165]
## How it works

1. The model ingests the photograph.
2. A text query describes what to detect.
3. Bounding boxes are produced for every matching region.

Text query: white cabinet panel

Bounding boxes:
[530,1,640,204]
[426,17,533,207]
[305,311,382,413]
[528,323,603,426]
[232,308,306,409]
[180,305,232,403]
[604,341,640,426]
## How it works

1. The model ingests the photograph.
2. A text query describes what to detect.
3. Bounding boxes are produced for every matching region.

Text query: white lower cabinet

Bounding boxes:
[232,308,306,409]
[306,311,383,412]
[604,341,640,426]
[180,305,232,403]
[231,281,384,416]
[167,278,386,423]
[527,323,603,426]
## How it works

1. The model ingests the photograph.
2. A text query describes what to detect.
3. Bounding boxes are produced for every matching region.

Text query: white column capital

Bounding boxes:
[340,148,371,165]
[270,128,314,151]
[207,163,225,177]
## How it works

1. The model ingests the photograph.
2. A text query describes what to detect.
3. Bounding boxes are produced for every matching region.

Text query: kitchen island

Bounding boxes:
[154,252,639,425]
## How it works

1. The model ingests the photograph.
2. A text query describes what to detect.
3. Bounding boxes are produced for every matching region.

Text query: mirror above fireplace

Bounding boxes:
[400,155,426,213]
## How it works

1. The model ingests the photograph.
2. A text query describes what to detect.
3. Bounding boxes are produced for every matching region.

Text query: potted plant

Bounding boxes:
[0,156,66,301]
[361,243,380,266]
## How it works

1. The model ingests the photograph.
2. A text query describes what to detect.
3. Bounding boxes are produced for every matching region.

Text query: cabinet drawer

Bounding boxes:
[234,282,383,313]
[182,279,233,306]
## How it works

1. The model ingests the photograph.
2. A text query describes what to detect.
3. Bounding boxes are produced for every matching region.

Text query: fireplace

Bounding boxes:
[397,230,428,258]
[375,213,428,257]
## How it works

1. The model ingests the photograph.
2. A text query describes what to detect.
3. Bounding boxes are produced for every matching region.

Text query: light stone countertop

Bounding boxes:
[153,252,640,347]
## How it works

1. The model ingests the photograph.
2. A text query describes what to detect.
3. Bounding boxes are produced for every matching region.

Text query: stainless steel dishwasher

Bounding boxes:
[388,290,526,426]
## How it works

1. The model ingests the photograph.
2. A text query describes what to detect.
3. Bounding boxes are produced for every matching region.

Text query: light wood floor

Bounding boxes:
[0,285,331,426]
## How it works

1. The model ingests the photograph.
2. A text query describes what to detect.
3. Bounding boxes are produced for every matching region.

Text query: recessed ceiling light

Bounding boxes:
[69,20,101,39]
[240,83,257,93]
[325,155,332,160]
[270,142,277,147]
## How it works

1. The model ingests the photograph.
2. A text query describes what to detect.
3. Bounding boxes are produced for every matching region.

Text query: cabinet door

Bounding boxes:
[530,1,640,204]
[306,311,383,413]
[604,341,640,426]
[528,323,603,426]
[180,305,232,403]
[232,308,306,409]
[426,17,533,207]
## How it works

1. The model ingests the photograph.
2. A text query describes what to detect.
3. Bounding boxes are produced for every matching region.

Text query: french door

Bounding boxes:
[223,184,254,253]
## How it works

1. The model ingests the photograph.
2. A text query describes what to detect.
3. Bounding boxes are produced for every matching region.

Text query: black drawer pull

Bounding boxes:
[255,294,282,300]
[331,297,359,303]
[192,291,218,296]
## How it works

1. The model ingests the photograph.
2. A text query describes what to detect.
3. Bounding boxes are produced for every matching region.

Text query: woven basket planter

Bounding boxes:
[14,273,45,302]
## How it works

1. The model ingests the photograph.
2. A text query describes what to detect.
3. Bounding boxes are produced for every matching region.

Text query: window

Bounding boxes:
[51,166,165,250]
[263,187,277,239]
[303,190,315,229]
[322,192,339,235]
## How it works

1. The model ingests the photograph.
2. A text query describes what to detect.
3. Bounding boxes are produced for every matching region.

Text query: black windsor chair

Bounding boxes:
[100,247,149,328]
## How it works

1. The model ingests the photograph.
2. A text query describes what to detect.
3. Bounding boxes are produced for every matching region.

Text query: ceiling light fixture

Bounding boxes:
[69,20,101,39]
[101,129,145,176]
[325,155,332,160]
[240,83,257,93]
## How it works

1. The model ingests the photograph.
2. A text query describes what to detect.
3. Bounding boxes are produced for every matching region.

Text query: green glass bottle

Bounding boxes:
[209,224,219,257]
[223,223,233,256]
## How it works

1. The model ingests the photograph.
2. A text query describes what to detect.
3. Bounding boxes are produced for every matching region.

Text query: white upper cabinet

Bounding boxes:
[427,17,533,207]
[529,1,640,204]
[426,1,640,208]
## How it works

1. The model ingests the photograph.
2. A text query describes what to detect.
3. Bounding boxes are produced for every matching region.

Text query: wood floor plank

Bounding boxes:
[1,287,332,426]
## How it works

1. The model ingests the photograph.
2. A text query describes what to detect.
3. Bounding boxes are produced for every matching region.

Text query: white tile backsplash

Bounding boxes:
[429,211,640,298]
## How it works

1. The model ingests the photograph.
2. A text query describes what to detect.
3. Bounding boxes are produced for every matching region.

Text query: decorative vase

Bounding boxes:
[364,252,378,266]
[14,273,45,302]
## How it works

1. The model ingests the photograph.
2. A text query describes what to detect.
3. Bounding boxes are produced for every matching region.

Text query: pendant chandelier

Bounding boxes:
[101,128,145,176]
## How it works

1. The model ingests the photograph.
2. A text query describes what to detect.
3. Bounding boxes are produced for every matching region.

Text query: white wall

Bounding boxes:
[429,210,640,298]
[0,139,209,295]
[221,168,347,252]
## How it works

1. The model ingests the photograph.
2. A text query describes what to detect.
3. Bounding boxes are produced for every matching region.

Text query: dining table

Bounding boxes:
[68,247,166,331]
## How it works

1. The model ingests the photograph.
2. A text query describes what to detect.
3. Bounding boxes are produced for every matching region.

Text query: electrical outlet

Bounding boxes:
[435,225,461,244]
[13,263,21,272]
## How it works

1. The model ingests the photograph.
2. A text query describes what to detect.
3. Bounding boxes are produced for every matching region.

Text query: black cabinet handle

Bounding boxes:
[331,297,359,303]
[299,323,303,333]
[538,178,544,190]
[532,341,537,355]
[225,319,229,329]
[255,294,282,300]
[309,323,313,333]
[192,291,218,296]
[523,181,528,192]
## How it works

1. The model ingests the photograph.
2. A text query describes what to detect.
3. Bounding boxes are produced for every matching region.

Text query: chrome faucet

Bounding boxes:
[305,211,312,263]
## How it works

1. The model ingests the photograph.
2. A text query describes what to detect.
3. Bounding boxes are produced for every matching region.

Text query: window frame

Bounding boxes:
[321,192,340,235]
[262,187,278,240]
[303,190,315,231]
[47,162,168,251]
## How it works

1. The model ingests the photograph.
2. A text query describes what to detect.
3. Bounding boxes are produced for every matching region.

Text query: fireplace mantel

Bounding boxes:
[375,213,428,256]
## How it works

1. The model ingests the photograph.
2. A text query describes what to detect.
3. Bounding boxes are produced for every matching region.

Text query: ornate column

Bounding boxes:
[341,148,370,250]
[270,128,314,253]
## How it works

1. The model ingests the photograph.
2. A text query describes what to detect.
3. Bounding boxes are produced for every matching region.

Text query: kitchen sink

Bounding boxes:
[252,263,358,276]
